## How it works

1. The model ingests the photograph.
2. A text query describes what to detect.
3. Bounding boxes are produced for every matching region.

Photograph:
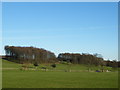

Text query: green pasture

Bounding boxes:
[2,59,118,88]
[2,59,21,68]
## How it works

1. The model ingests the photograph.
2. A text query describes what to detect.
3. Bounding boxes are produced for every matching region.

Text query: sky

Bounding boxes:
[2,2,118,60]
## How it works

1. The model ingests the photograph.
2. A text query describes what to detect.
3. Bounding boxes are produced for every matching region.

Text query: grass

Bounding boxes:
[2,59,21,68]
[2,59,118,88]
[3,70,118,88]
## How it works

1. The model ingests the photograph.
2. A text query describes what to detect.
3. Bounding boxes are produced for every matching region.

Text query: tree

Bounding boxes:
[4,45,56,64]
[58,53,104,66]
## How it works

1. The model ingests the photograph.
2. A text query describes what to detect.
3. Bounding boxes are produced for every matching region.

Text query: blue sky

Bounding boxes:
[2,2,118,60]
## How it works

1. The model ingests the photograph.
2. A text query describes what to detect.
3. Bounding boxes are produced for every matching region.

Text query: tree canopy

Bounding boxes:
[4,45,56,64]
[4,45,119,67]
[58,53,105,66]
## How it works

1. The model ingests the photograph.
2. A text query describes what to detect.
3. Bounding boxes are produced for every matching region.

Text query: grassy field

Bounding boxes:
[2,59,118,88]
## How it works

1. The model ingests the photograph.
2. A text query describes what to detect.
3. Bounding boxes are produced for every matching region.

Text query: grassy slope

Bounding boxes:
[2,59,118,88]
[2,59,113,71]
[2,59,21,68]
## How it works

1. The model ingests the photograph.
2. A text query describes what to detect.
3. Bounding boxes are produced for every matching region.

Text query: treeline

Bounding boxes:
[58,53,120,67]
[4,46,56,64]
[4,46,119,68]
[58,53,105,66]
[105,60,120,68]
